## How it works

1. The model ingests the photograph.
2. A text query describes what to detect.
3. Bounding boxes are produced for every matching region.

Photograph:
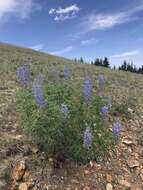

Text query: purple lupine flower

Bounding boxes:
[83,127,93,149]
[83,77,93,105]
[98,74,105,94]
[17,65,30,86]
[113,118,122,138]
[61,104,69,119]
[63,66,71,80]
[32,76,47,108]
[100,106,109,121]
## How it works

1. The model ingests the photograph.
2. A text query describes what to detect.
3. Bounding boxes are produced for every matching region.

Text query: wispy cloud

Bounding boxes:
[110,50,140,59]
[30,44,44,51]
[0,0,40,22]
[81,38,98,45]
[82,13,135,32]
[51,46,73,55]
[81,1,143,32]
[49,4,80,21]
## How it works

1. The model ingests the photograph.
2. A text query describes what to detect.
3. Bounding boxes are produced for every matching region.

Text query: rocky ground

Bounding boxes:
[0,87,143,190]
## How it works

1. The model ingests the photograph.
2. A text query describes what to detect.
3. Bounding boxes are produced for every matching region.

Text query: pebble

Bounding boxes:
[19,183,28,190]
[89,161,94,168]
[123,139,133,145]
[19,182,34,190]
[84,170,90,175]
[106,183,113,190]
[106,174,113,183]
[128,108,133,114]
[127,159,139,168]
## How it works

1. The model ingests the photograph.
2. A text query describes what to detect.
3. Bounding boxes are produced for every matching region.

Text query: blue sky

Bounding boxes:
[0,0,143,67]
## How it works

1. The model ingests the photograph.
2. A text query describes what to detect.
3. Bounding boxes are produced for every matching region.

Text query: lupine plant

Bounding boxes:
[83,77,93,105]
[100,106,109,121]
[32,76,47,108]
[60,104,69,119]
[63,66,71,80]
[113,118,122,138]
[83,127,93,149]
[17,65,30,86]
[17,66,117,163]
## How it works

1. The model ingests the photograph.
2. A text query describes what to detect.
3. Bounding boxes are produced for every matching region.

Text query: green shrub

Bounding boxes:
[17,69,116,164]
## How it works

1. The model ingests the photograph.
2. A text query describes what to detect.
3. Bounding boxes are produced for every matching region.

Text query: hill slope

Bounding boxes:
[0,43,143,190]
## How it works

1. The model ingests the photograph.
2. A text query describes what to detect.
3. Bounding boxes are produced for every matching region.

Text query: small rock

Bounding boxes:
[106,174,113,183]
[123,139,133,145]
[127,159,139,168]
[84,170,90,175]
[19,183,28,190]
[12,160,26,181]
[15,135,23,140]
[128,108,133,114]
[89,161,94,168]
[118,180,131,188]
[106,183,113,190]
[94,163,102,171]
[19,182,34,190]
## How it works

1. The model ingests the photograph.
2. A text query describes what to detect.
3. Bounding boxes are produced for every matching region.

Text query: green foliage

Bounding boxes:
[3,167,11,183]
[111,96,136,117]
[17,75,116,164]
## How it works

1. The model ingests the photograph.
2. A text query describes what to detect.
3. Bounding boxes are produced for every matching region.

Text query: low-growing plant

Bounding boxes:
[17,66,116,164]
[3,167,11,183]
[111,96,136,117]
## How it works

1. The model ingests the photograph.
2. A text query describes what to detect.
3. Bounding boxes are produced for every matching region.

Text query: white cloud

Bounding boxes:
[81,1,143,32]
[54,14,75,21]
[110,50,140,59]
[81,38,98,45]
[82,12,136,32]
[51,46,73,55]
[30,44,44,51]
[54,4,79,14]
[49,8,56,15]
[49,4,80,21]
[0,0,40,22]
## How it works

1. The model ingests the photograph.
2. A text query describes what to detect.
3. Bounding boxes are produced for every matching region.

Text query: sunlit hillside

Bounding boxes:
[0,43,143,190]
